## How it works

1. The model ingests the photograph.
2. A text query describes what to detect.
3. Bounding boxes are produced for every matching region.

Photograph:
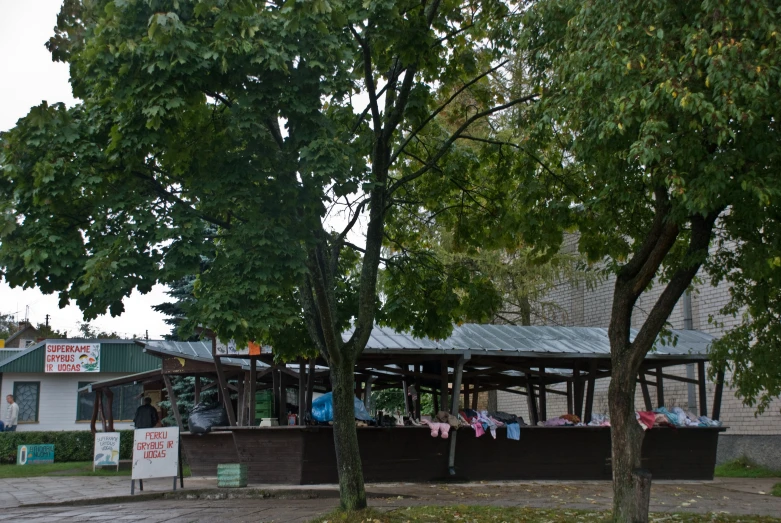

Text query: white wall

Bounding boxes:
[1,372,136,431]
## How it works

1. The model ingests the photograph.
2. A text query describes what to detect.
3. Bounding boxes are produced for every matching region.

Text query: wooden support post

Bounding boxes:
[272,366,280,420]
[566,381,573,415]
[249,360,257,426]
[298,359,305,424]
[656,366,665,408]
[584,360,597,424]
[440,358,449,412]
[99,391,108,433]
[90,390,100,434]
[278,369,287,425]
[525,374,539,426]
[236,373,246,426]
[463,380,470,411]
[712,368,724,421]
[415,364,422,419]
[104,388,115,432]
[697,361,708,416]
[471,379,479,411]
[539,367,547,422]
[163,374,184,431]
[194,376,201,405]
[573,365,583,419]
[448,354,468,475]
[212,339,237,426]
[639,372,653,411]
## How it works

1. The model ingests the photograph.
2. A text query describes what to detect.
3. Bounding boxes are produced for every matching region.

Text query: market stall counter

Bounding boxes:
[218,424,725,484]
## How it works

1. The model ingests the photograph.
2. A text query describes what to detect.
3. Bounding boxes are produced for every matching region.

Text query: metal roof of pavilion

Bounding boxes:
[345,324,713,360]
[141,340,259,369]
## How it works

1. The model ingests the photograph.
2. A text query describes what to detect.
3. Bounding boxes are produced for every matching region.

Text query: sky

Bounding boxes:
[0,1,171,339]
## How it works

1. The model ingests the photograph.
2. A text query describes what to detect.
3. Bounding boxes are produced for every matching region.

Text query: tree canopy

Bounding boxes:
[0,0,531,509]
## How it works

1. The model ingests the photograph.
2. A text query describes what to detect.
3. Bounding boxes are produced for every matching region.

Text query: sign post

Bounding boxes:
[93,432,121,471]
[131,427,180,494]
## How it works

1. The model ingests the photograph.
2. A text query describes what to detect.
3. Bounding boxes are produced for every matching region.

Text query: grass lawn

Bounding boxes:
[773,483,781,497]
[0,461,192,479]
[715,458,781,479]
[314,506,780,523]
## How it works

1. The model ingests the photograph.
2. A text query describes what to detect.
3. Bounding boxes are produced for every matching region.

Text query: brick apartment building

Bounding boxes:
[496,234,781,467]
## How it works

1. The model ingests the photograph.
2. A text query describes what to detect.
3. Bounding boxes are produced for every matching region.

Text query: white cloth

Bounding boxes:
[5,402,18,426]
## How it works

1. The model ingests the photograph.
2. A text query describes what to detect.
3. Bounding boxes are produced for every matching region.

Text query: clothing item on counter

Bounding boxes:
[421,419,451,439]
[506,422,521,440]
[435,410,460,429]
[543,417,569,427]
[560,414,580,424]
[636,411,655,430]
[588,413,610,426]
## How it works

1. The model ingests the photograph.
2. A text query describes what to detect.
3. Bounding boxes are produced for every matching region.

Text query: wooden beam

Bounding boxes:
[712,368,724,421]
[99,391,108,433]
[249,360,257,426]
[448,355,467,474]
[415,364,422,419]
[236,373,246,426]
[90,390,100,435]
[306,359,316,414]
[212,338,237,426]
[573,365,583,419]
[538,367,547,422]
[298,359,305,425]
[656,366,665,408]
[278,369,287,425]
[697,361,708,416]
[163,374,184,431]
[584,360,597,424]
[566,381,573,414]
[104,388,115,432]
[471,379,479,410]
[639,373,653,411]
[525,374,539,425]
[440,358,449,412]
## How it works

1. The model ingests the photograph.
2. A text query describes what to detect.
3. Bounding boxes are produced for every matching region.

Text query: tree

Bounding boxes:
[0,313,17,340]
[35,323,67,339]
[76,323,122,340]
[0,0,532,509]
[515,1,781,520]
[153,275,199,341]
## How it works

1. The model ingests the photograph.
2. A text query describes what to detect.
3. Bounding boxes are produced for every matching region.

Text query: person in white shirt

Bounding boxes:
[4,395,19,431]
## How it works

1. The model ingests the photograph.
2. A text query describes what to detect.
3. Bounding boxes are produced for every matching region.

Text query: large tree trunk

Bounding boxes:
[330,357,366,510]
[609,348,647,522]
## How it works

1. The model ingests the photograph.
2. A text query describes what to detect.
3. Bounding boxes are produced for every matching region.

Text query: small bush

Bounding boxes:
[0,430,135,464]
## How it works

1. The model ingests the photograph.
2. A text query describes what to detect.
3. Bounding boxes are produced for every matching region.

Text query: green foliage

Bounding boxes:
[370,388,435,417]
[714,458,780,479]
[0,313,17,340]
[514,1,781,411]
[0,461,132,478]
[0,430,134,464]
[158,375,218,427]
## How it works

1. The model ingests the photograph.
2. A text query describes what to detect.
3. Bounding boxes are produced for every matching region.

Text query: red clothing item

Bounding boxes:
[636,411,655,430]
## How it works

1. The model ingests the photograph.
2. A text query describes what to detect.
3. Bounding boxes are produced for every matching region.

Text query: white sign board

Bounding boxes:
[45,343,100,373]
[131,427,179,480]
[93,432,120,470]
[214,338,249,356]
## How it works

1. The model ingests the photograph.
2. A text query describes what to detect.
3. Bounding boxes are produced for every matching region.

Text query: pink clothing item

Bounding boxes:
[472,422,485,437]
[421,420,450,439]
[636,411,655,431]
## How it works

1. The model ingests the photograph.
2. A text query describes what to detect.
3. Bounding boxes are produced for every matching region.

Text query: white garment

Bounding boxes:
[5,402,19,426]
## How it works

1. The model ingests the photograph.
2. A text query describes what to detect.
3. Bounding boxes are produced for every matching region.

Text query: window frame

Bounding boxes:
[75,382,142,422]
[12,381,40,424]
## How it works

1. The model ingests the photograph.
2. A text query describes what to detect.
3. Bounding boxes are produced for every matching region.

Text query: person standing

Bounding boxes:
[4,395,19,431]
[133,397,159,429]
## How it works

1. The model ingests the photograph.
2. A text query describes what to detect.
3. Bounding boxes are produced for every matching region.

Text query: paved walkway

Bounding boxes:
[0,476,778,521]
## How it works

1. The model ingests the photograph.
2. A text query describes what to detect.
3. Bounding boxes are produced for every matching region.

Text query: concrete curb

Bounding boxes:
[20,487,413,509]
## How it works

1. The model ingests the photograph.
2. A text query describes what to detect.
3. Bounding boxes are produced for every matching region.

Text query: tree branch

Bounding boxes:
[389,60,510,165]
[350,24,382,133]
[388,94,538,195]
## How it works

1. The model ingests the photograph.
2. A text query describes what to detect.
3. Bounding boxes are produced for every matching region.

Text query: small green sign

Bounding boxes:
[17,444,54,465]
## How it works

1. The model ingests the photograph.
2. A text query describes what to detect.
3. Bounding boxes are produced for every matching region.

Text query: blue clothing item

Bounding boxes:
[311,392,373,422]
[506,422,520,440]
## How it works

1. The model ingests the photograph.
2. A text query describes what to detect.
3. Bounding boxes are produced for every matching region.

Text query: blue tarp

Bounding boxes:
[311,392,373,422]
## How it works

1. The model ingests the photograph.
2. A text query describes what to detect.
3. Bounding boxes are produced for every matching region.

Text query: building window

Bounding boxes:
[77,382,143,422]
[13,382,40,423]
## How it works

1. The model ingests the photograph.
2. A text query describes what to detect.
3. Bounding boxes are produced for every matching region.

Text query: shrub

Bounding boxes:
[0,430,135,464]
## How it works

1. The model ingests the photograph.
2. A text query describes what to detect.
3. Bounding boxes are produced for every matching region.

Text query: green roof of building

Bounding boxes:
[0,340,162,374]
